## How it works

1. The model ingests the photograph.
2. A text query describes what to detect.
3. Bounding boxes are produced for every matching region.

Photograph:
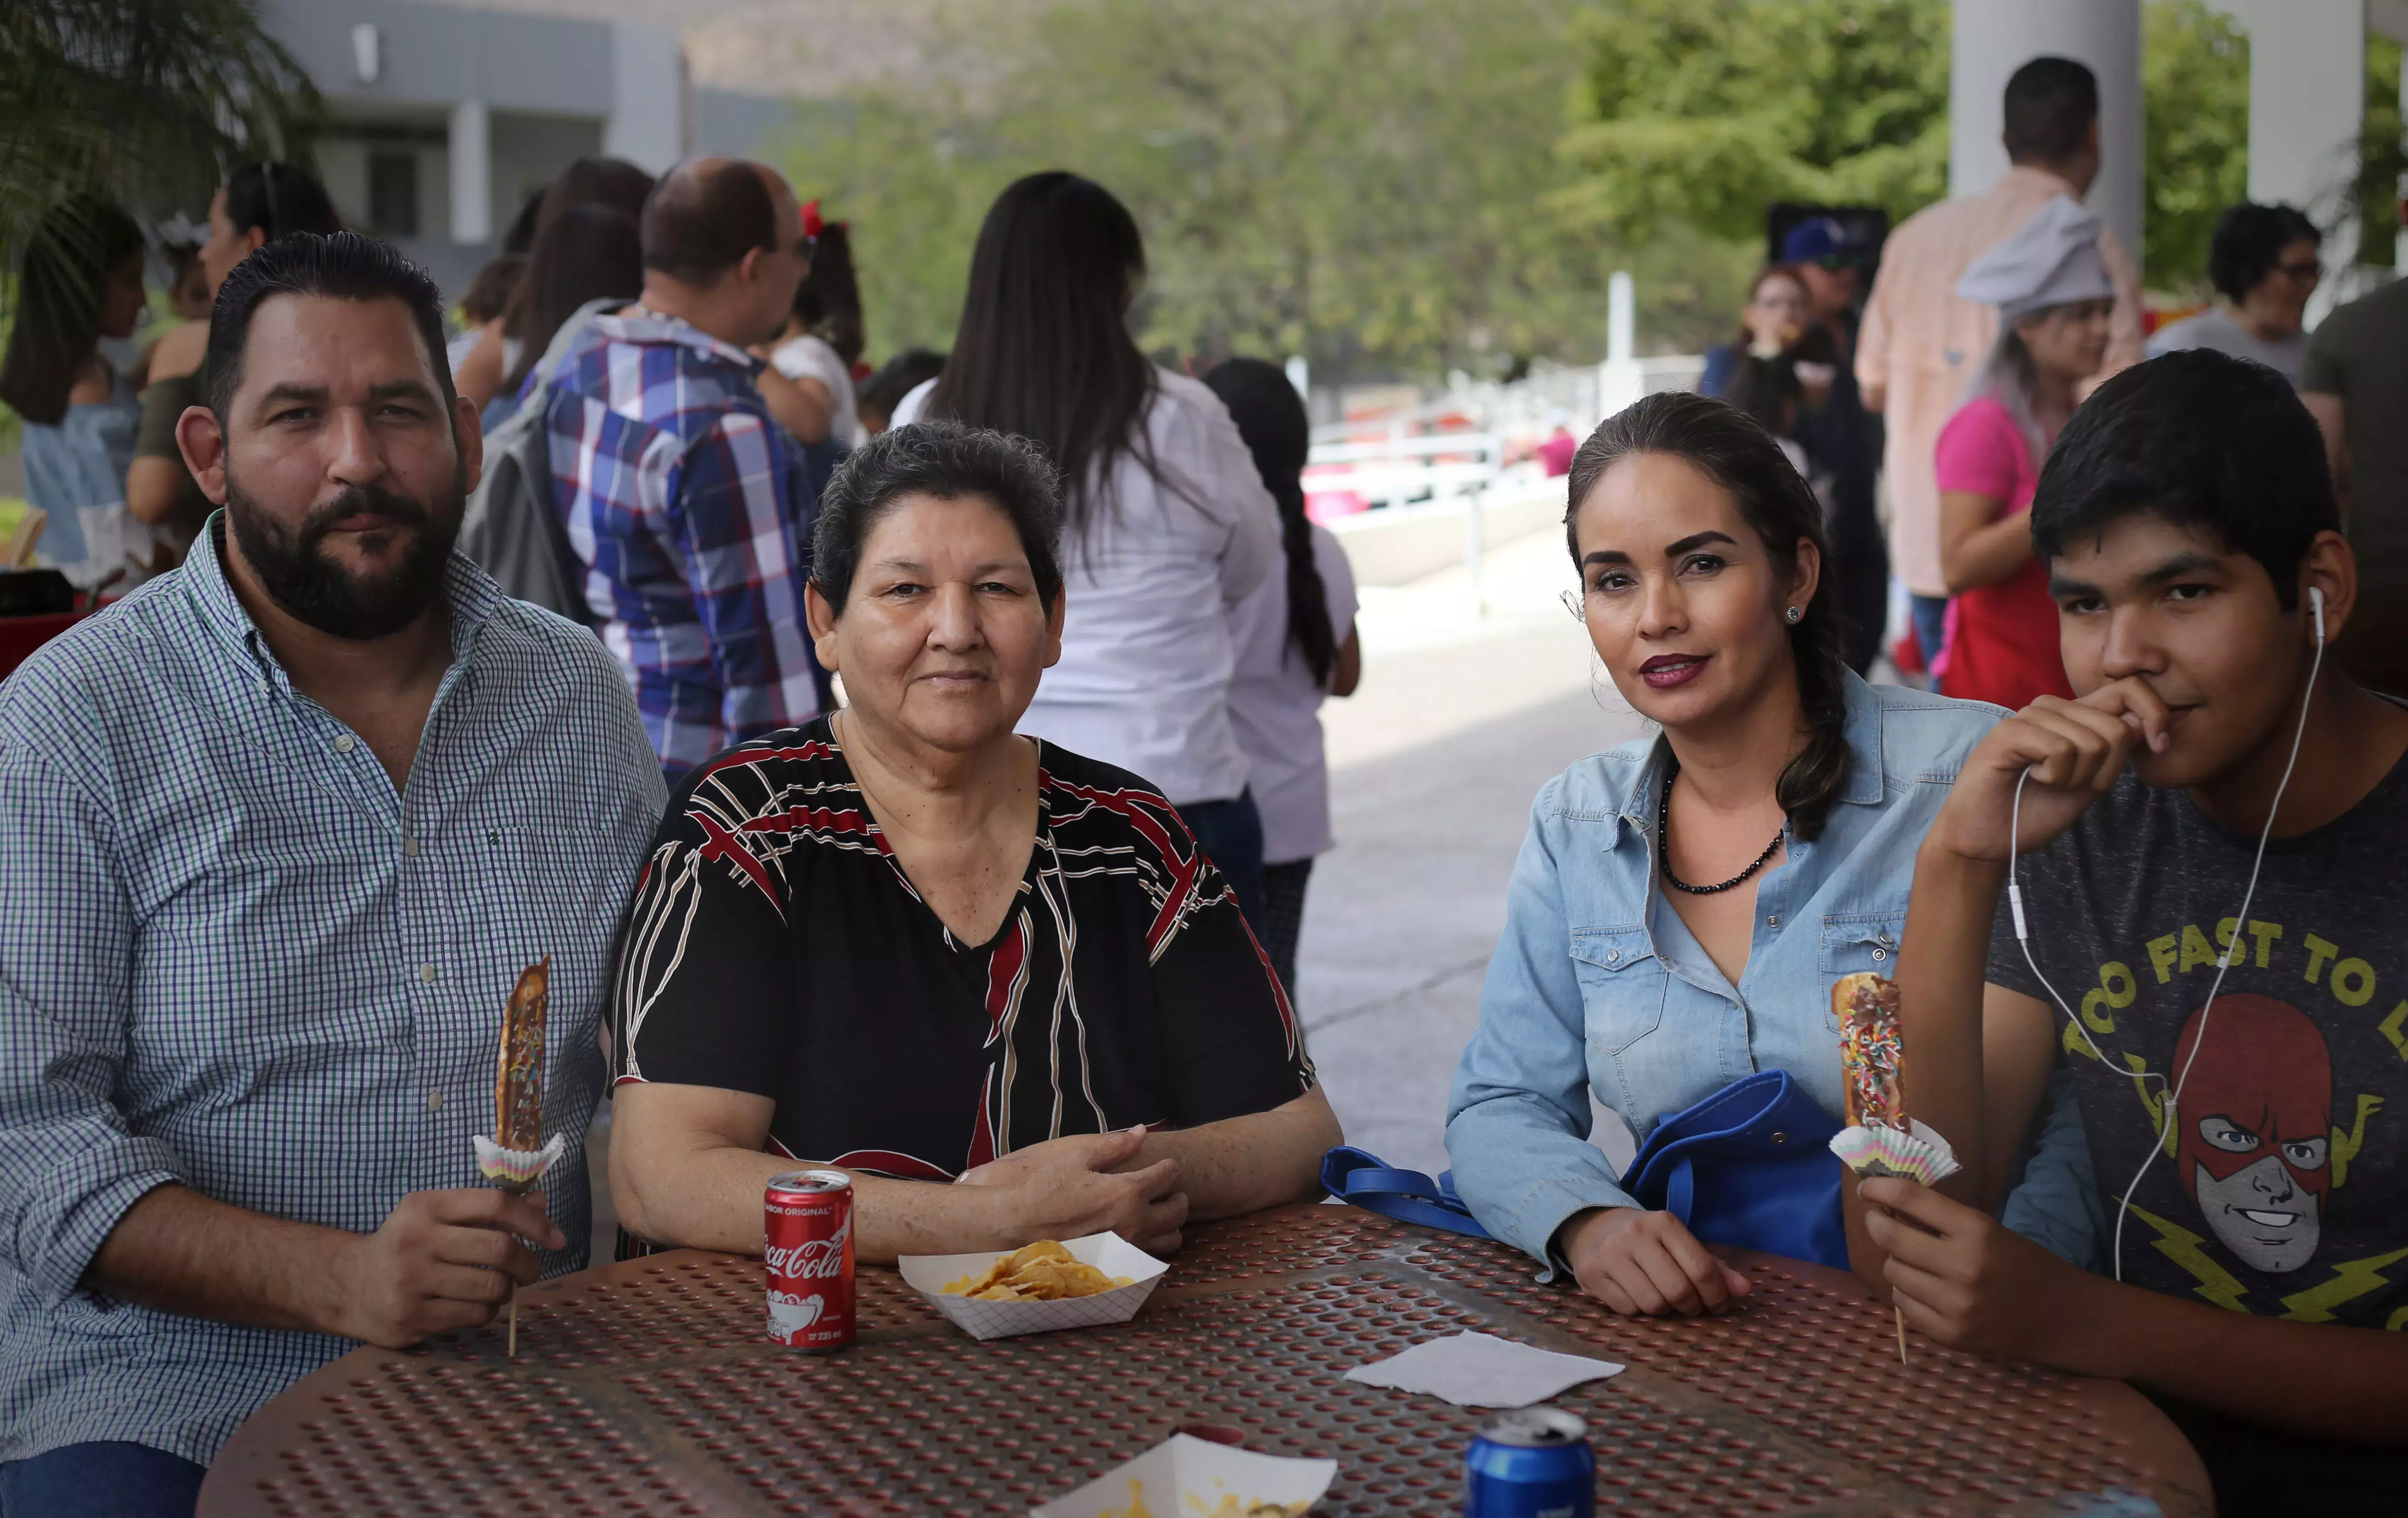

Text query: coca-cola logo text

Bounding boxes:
[764,1214,851,1281]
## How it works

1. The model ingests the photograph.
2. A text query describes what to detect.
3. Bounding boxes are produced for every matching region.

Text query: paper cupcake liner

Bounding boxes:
[473,1132,566,1194]
[1828,1118,1961,1186]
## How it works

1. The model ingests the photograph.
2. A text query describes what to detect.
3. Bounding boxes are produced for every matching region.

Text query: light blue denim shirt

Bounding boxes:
[1446,673,2003,1266]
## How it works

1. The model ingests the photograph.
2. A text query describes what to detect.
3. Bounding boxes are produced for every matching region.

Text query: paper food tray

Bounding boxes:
[1030,1433,1337,1518]
[897,1232,1168,1341]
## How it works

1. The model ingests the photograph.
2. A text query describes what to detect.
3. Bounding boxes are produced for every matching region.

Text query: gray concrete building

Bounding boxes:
[266,0,792,299]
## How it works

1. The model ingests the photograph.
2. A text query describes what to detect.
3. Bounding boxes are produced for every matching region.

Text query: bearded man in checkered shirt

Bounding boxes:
[0,233,662,1517]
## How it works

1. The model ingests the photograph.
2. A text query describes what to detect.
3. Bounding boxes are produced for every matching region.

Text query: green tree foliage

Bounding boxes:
[2,0,317,266]
[2,0,316,446]
[785,0,1754,377]
[2142,0,2249,294]
[1555,0,1950,242]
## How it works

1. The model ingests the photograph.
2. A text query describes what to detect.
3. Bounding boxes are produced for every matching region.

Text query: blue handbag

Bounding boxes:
[1320,1146,1493,1238]
[1621,1068,1847,1268]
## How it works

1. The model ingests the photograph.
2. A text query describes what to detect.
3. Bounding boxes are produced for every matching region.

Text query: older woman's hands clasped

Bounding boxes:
[953,1127,1189,1256]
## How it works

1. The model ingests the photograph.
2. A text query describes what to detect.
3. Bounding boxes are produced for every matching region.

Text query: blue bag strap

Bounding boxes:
[1320,1146,1492,1239]
[1662,1155,1695,1225]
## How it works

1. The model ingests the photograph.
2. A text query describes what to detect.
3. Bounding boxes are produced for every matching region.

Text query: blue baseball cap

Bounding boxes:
[1782,216,1863,265]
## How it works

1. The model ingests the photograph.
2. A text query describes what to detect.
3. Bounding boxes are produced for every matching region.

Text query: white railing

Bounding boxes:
[1303,270,1706,613]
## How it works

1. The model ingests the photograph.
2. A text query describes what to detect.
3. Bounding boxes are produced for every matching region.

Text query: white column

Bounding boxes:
[2214,0,2366,321]
[448,99,491,246]
[1597,270,1642,418]
[607,23,687,174]
[1949,0,2143,269]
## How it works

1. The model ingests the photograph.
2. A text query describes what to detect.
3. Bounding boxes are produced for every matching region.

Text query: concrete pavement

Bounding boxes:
[1298,523,1647,1178]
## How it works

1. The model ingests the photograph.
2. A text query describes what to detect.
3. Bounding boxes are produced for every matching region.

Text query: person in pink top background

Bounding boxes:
[1932,195,2112,712]
[1855,56,2143,676]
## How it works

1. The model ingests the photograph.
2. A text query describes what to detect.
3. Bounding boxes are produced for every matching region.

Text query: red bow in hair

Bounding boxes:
[801,199,825,240]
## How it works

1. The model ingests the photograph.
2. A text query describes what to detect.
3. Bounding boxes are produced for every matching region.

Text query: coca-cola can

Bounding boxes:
[764,1168,854,1352]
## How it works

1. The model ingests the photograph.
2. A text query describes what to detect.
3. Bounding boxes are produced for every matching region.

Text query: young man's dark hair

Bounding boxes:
[641,160,779,286]
[2033,347,2335,609]
[2207,202,2323,306]
[810,419,1064,611]
[2001,56,2098,165]
[205,232,457,419]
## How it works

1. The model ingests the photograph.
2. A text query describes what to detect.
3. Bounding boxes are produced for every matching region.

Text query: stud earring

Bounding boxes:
[1785,605,1802,624]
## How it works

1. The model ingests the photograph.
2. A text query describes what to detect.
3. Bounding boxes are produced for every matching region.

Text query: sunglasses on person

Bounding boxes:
[2275,257,2321,283]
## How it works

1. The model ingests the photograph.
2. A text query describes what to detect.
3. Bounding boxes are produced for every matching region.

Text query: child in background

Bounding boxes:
[1204,357,1362,1001]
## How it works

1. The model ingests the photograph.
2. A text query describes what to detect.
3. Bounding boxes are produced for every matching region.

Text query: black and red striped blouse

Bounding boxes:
[611,716,1315,1184]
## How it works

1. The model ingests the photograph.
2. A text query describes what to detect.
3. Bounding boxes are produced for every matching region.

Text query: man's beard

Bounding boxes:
[225,470,465,641]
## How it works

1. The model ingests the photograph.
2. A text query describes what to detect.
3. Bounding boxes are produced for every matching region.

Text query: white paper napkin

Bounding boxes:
[1344,1330,1624,1408]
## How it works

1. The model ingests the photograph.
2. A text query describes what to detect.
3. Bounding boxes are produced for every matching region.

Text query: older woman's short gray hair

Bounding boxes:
[809,419,1065,611]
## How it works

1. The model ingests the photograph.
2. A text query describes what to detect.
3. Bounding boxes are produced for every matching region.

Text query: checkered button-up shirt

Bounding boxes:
[0,520,664,1466]
[542,307,827,781]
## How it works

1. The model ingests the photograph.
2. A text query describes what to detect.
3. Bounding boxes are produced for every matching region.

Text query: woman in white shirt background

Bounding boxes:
[895,171,1285,937]
[1204,358,1363,1000]
[760,211,864,454]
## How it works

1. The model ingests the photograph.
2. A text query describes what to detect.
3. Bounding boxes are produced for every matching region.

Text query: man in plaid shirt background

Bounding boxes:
[543,156,830,782]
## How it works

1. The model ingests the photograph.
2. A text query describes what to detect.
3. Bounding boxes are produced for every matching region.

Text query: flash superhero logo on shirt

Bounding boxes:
[2171,995,2332,1274]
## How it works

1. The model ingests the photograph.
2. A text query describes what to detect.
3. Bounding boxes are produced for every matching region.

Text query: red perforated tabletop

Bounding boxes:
[197,1204,2209,1517]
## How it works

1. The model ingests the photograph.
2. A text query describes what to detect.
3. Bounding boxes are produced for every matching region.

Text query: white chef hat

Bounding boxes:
[1956,195,2113,321]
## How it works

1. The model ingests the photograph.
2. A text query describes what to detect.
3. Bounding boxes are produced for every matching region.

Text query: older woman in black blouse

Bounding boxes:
[609,420,1341,1263]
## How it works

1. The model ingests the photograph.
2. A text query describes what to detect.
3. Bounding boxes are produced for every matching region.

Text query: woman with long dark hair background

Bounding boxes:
[0,196,148,584]
[1447,390,1998,1316]
[894,171,1283,935]
[127,161,341,549]
[484,205,645,431]
[1204,358,1362,1001]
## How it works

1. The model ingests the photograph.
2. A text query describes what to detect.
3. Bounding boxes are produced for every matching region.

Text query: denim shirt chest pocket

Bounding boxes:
[1569,925,1669,1054]
[1817,911,1904,1030]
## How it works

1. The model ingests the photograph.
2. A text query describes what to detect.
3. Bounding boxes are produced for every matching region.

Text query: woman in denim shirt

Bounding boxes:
[1447,393,2001,1316]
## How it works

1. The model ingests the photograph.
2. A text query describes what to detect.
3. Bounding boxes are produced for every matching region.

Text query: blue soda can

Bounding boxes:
[1463,1407,1595,1518]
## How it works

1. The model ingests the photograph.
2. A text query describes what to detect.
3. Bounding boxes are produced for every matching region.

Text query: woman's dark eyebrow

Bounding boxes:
[1580,549,1634,568]
[1664,530,1738,557]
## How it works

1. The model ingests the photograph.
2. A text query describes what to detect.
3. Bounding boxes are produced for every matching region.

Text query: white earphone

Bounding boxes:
[2006,584,2325,1280]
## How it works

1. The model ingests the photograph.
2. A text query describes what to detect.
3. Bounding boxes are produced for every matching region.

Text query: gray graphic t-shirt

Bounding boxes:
[1989,755,2408,1330]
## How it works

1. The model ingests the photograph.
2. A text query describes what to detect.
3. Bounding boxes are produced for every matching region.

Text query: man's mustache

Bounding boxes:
[296,487,432,546]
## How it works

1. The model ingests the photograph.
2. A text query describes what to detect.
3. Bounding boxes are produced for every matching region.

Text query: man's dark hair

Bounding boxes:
[2207,203,2322,303]
[2032,349,2336,609]
[223,162,343,243]
[2002,57,2099,165]
[205,232,456,419]
[811,420,1064,612]
[641,159,779,286]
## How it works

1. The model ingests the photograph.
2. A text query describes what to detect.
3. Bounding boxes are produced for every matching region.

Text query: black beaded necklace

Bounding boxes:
[1656,758,1784,896]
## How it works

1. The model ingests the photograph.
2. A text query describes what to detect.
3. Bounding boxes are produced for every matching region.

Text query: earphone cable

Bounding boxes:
[2007,589,2324,1282]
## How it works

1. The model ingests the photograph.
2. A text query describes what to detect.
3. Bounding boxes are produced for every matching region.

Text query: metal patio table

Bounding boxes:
[198,1202,2209,1517]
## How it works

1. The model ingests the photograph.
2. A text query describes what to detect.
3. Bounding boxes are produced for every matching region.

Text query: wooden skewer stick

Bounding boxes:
[508,1289,518,1360]
[1894,1304,1909,1365]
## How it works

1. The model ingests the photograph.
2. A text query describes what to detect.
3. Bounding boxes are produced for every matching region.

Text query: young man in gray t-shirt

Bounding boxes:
[1871,351,2408,1513]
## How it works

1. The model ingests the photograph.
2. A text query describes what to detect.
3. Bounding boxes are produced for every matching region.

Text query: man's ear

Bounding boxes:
[804,579,841,673]
[2301,529,2356,647]
[240,226,268,262]
[453,393,484,496]
[175,405,231,505]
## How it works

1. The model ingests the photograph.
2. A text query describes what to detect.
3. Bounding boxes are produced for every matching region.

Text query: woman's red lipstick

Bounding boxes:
[1638,653,1710,689]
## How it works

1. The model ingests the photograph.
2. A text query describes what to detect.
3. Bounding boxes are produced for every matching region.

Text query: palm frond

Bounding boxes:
[0,0,321,275]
